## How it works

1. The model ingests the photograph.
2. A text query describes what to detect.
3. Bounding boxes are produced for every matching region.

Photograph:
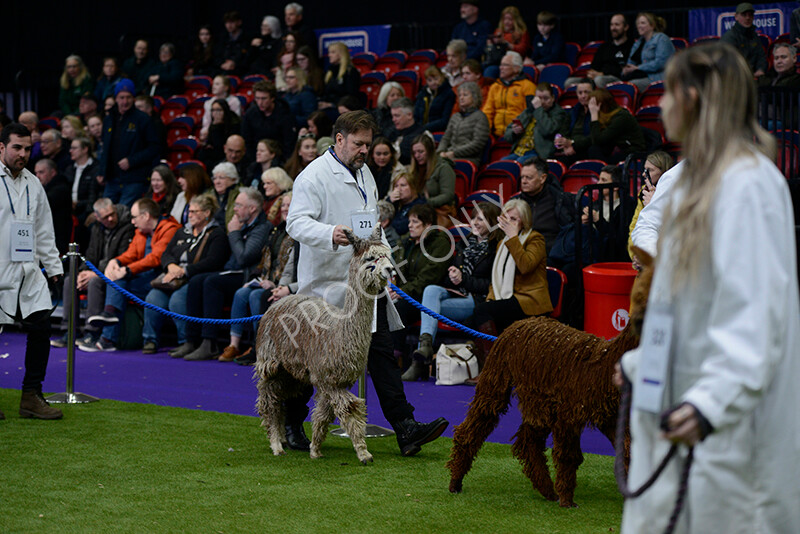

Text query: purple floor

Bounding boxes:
[0,331,614,455]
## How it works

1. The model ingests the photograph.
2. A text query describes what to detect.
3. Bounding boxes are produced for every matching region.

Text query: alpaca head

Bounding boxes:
[629,246,655,339]
[343,225,394,297]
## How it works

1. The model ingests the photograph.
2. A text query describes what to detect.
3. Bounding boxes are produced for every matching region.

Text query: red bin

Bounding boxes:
[583,262,637,339]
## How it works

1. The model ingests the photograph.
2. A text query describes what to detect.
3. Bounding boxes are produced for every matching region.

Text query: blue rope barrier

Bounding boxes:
[389,284,497,342]
[82,259,262,325]
[79,257,495,340]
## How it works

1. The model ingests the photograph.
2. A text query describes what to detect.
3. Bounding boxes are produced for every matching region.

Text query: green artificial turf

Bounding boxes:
[0,388,623,533]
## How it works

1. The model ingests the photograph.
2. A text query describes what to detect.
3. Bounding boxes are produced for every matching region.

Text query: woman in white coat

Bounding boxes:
[619,42,800,533]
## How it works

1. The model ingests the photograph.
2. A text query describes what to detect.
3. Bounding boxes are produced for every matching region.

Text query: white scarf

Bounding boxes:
[491,230,531,300]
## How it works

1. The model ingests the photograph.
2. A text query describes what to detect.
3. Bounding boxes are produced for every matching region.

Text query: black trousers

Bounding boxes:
[471,296,527,334]
[286,297,415,426]
[15,306,53,392]
[185,271,243,341]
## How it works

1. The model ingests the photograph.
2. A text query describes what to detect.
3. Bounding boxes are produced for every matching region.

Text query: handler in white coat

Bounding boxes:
[619,43,800,533]
[0,123,64,420]
[286,110,448,456]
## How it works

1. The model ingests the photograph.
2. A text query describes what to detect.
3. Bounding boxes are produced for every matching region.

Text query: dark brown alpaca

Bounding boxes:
[447,250,653,507]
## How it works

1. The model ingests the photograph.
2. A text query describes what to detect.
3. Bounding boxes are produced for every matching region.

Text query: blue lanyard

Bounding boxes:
[328,147,368,206]
[1,174,30,217]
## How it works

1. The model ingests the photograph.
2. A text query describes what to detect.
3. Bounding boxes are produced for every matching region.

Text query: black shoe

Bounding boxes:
[88,311,119,327]
[285,424,311,451]
[393,417,449,456]
[234,348,257,366]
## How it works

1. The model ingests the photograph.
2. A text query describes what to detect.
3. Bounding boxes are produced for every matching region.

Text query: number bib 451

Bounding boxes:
[11,221,34,262]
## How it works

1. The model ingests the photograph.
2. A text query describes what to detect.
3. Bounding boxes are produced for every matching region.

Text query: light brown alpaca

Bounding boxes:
[254,225,393,464]
[447,250,654,506]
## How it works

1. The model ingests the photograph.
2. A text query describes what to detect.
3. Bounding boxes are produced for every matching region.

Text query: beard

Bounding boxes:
[348,154,366,169]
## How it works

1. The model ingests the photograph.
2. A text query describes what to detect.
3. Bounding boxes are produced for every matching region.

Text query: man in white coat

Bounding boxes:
[286,110,448,455]
[0,123,64,420]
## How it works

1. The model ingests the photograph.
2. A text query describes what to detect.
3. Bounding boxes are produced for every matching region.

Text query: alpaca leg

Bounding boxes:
[551,423,584,508]
[256,376,287,456]
[511,423,557,502]
[310,389,335,459]
[331,390,372,465]
[447,379,513,493]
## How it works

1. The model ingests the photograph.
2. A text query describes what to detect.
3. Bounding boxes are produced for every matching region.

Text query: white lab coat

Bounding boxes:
[621,153,800,533]
[0,165,64,324]
[286,149,403,330]
[630,160,684,258]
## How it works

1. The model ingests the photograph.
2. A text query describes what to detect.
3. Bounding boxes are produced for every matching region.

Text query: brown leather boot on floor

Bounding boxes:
[19,390,63,420]
[218,345,242,362]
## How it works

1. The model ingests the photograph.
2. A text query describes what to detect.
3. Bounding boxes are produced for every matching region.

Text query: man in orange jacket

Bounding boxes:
[80,197,180,352]
[482,51,536,137]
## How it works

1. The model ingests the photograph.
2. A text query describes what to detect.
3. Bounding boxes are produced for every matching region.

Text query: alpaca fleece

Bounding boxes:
[254,226,393,464]
[448,255,653,506]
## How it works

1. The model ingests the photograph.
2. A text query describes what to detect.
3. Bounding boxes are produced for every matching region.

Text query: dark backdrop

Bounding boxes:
[2,0,733,117]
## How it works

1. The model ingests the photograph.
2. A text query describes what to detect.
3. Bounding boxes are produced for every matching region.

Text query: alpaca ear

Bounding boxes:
[631,246,654,268]
[370,224,382,242]
[343,228,358,246]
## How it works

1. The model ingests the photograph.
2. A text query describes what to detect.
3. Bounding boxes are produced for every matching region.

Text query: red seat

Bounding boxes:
[638,81,664,109]
[538,63,573,91]
[558,85,579,109]
[166,116,195,145]
[473,169,518,202]
[391,70,420,100]
[373,50,408,78]
[38,116,60,131]
[575,41,603,67]
[167,137,198,167]
[487,138,512,162]
[561,169,599,194]
[546,267,567,319]
[568,159,606,174]
[160,96,189,125]
[564,42,581,68]
[547,159,567,180]
[452,159,477,190]
[185,96,210,127]
[359,77,383,109]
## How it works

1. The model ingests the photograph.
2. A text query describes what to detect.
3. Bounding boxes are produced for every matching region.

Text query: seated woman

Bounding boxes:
[437,81,491,167]
[413,66,455,133]
[142,193,230,353]
[503,81,568,161]
[172,187,271,361]
[389,203,452,358]
[388,171,427,236]
[627,150,673,257]
[171,163,212,227]
[585,88,646,162]
[371,82,405,139]
[210,162,241,227]
[198,98,242,170]
[483,7,531,78]
[302,110,333,139]
[246,16,282,76]
[319,42,361,110]
[60,115,84,142]
[472,198,552,340]
[218,191,294,362]
[295,45,324,96]
[377,199,400,248]
[460,59,492,111]
[146,164,180,216]
[94,57,122,102]
[402,202,502,381]
[282,66,318,129]
[261,167,293,226]
[583,165,636,262]
[442,39,467,88]
[199,75,242,142]
[621,12,675,93]
[146,43,184,99]
[272,51,297,93]
[284,133,318,179]
[245,138,282,189]
[189,25,216,78]
[59,54,93,116]
[409,134,457,226]
[368,136,405,199]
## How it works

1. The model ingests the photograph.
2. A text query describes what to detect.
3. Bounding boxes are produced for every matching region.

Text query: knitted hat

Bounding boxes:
[114,78,135,97]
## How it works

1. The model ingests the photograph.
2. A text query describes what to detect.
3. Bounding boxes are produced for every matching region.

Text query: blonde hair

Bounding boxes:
[637,12,667,34]
[497,6,528,37]
[325,42,352,84]
[60,55,90,89]
[662,42,775,287]
[502,198,532,232]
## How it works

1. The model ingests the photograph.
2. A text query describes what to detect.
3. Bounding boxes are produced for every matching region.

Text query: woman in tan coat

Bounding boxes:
[472,198,552,336]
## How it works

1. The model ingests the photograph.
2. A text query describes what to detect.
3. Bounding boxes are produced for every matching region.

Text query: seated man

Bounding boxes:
[482,51,536,137]
[553,78,594,164]
[759,42,800,87]
[33,158,72,256]
[503,81,568,161]
[82,198,180,352]
[388,97,426,166]
[39,128,71,174]
[121,39,156,95]
[565,14,633,88]
[517,157,574,254]
[721,3,766,78]
[173,187,271,361]
[52,199,135,348]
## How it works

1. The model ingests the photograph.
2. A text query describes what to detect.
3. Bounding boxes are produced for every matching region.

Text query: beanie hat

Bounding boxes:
[115,78,135,97]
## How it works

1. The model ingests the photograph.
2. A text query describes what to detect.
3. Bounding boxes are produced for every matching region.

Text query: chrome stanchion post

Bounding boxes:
[331,370,394,438]
[48,243,99,404]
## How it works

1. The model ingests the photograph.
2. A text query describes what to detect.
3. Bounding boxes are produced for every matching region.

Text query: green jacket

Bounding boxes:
[504,103,569,159]
[423,157,457,208]
[587,109,646,158]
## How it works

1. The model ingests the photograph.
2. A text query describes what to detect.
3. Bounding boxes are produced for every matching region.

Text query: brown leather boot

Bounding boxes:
[19,390,63,420]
